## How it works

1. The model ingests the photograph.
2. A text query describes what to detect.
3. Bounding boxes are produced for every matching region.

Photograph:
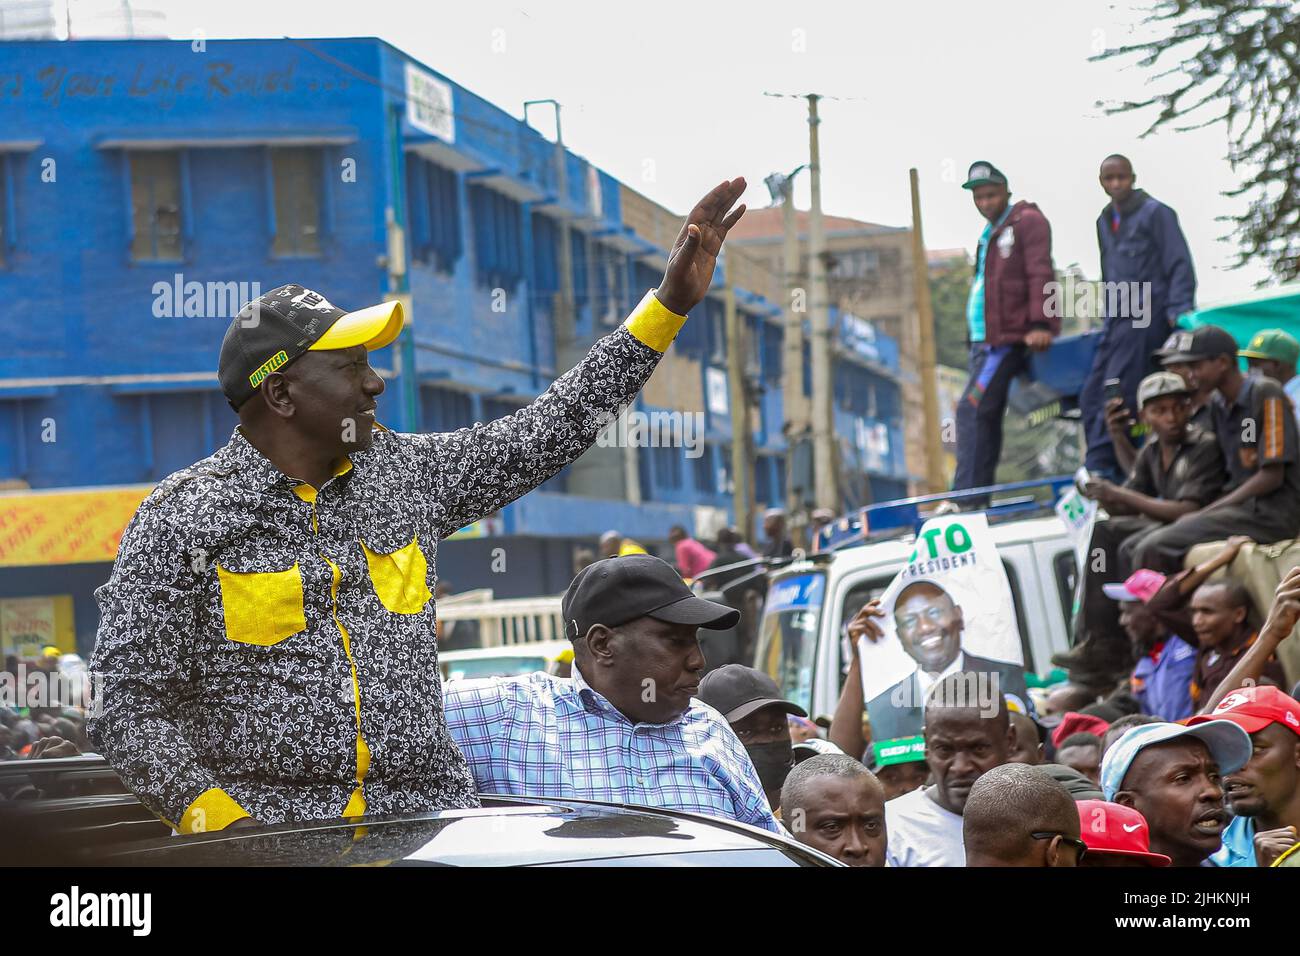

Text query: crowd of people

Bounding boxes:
[4,164,1300,873]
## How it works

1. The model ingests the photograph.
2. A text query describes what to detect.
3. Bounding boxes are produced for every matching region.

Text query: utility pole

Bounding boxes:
[725,284,756,543]
[909,168,946,493]
[764,166,811,530]
[807,94,838,512]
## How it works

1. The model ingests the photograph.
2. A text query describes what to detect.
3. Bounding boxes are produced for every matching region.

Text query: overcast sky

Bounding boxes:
[70,0,1274,303]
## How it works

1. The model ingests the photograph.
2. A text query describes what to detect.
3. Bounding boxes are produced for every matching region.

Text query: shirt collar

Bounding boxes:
[1215,375,1254,414]
[570,664,689,729]
[220,425,357,494]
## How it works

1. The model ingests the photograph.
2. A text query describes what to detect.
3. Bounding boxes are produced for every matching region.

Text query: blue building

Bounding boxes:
[0,37,907,656]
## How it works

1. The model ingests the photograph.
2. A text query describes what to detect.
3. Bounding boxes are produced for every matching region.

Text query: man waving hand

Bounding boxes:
[89,178,747,833]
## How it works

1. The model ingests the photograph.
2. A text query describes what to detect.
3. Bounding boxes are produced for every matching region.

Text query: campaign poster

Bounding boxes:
[858,513,1027,740]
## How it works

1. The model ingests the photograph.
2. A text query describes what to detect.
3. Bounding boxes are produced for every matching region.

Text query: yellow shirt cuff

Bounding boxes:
[179,787,251,834]
[623,289,687,353]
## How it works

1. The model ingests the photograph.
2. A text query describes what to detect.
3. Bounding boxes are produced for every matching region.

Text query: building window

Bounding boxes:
[468,184,523,290]
[762,322,783,383]
[693,447,716,495]
[532,213,559,302]
[421,385,473,433]
[129,151,183,261]
[406,155,462,274]
[592,242,626,326]
[270,148,322,258]
[0,154,9,266]
[652,445,683,492]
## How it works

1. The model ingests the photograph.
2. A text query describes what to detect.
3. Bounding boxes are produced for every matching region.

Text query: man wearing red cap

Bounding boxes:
[1191,686,1300,866]
[1075,799,1171,867]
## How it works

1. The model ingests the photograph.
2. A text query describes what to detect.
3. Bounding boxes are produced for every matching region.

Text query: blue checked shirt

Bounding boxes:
[444,667,781,833]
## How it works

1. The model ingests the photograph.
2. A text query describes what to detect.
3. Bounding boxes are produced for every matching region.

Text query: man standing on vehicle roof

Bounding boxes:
[952,162,1058,495]
[1078,154,1196,481]
[88,179,749,833]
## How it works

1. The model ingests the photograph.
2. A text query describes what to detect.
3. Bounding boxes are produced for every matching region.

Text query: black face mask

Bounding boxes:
[745,740,794,798]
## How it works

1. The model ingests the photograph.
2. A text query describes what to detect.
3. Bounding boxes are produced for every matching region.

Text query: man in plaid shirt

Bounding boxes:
[445,554,781,833]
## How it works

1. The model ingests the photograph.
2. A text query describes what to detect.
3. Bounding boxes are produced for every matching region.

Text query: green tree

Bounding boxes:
[929,259,971,368]
[1095,1,1300,279]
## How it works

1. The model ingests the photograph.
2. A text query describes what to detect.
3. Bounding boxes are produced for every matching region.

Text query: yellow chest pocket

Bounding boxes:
[361,534,432,615]
[216,562,308,646]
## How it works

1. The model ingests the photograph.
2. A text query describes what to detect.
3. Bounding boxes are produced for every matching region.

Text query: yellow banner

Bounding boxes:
[0,595,75,658]
[0,486,153,567]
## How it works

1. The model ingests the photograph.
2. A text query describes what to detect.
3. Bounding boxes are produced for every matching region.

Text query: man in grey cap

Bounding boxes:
[953,161,1058,495]
[1100,720,1252,866]
[1060,371,1228,683]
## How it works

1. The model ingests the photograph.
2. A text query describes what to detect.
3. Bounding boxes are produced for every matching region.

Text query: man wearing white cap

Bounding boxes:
[89,179,749,833]
[1100,720,1252,866]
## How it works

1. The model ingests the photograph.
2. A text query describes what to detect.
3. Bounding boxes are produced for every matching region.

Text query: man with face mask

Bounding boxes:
[445,555,779,832]
[698,664,804,813]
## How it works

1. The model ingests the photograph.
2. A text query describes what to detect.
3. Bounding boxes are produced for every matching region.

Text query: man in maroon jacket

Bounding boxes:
[953,162,1058,494]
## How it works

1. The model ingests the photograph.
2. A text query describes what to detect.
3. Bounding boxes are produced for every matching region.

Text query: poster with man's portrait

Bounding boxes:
[858,513,1028,740]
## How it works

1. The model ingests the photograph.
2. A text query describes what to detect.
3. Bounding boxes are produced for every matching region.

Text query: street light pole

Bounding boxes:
[806,94,837,512]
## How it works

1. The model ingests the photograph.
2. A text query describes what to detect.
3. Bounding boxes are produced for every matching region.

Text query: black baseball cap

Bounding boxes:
[962,161,1008,190]
[1158,325,1237,365]
[218,283,404,409]
[561,554,740,640]
[697,663,807,722]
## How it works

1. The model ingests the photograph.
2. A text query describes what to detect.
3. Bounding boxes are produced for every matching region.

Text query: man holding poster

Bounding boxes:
[830,513,1029,750]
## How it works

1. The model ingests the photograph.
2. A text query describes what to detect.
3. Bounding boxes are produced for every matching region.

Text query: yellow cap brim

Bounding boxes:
[308,300,404,353]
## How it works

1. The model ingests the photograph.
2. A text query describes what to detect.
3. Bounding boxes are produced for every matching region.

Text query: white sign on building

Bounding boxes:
[405,64,455,143]
[705,367,729,417]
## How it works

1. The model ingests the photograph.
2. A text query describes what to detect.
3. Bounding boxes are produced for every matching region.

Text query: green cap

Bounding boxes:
[870,735,926,769]
[1239,328,1300,367]
[962,161,1008,190]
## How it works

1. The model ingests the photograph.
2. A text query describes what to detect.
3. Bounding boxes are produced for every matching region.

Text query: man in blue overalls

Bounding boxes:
[1079,155,1196,480]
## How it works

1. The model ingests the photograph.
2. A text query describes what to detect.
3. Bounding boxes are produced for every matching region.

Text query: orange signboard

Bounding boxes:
[0,486,153,568]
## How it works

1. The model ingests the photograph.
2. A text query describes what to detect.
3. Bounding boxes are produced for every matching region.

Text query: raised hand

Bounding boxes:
[847,599,887,646]
[656,177,747,316]
[1263,566,1300,642]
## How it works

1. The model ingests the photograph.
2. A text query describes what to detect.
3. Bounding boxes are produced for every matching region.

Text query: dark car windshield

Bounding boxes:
[754,571,825,715]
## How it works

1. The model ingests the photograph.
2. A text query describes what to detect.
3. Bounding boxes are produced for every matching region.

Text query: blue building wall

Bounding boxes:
[0,37,909,639]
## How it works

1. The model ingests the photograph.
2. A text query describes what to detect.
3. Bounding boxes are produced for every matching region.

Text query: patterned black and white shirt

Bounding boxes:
[88,292,686,833]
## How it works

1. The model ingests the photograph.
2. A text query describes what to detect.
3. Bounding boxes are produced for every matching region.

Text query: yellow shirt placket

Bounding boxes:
[293,459,370,819]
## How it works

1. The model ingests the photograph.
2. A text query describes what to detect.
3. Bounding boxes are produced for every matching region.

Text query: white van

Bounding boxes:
[754,506,1079,725]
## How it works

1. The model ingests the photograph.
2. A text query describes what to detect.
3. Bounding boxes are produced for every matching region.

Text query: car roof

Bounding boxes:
[96,796,834,867]
[775,514,1068,581]
[439,640,573,663]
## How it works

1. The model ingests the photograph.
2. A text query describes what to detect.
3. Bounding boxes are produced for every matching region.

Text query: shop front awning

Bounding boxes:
[0,485,154,568]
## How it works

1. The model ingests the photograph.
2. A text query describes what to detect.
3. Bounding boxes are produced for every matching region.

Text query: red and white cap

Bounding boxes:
[1076,800,1171,866]
[1188,685,1300,738]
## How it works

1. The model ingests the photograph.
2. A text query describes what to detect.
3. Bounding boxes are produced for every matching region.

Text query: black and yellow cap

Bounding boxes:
[218,284,404,409]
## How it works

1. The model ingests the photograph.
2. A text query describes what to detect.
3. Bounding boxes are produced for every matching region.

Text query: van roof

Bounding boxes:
[774,513,1068,581]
